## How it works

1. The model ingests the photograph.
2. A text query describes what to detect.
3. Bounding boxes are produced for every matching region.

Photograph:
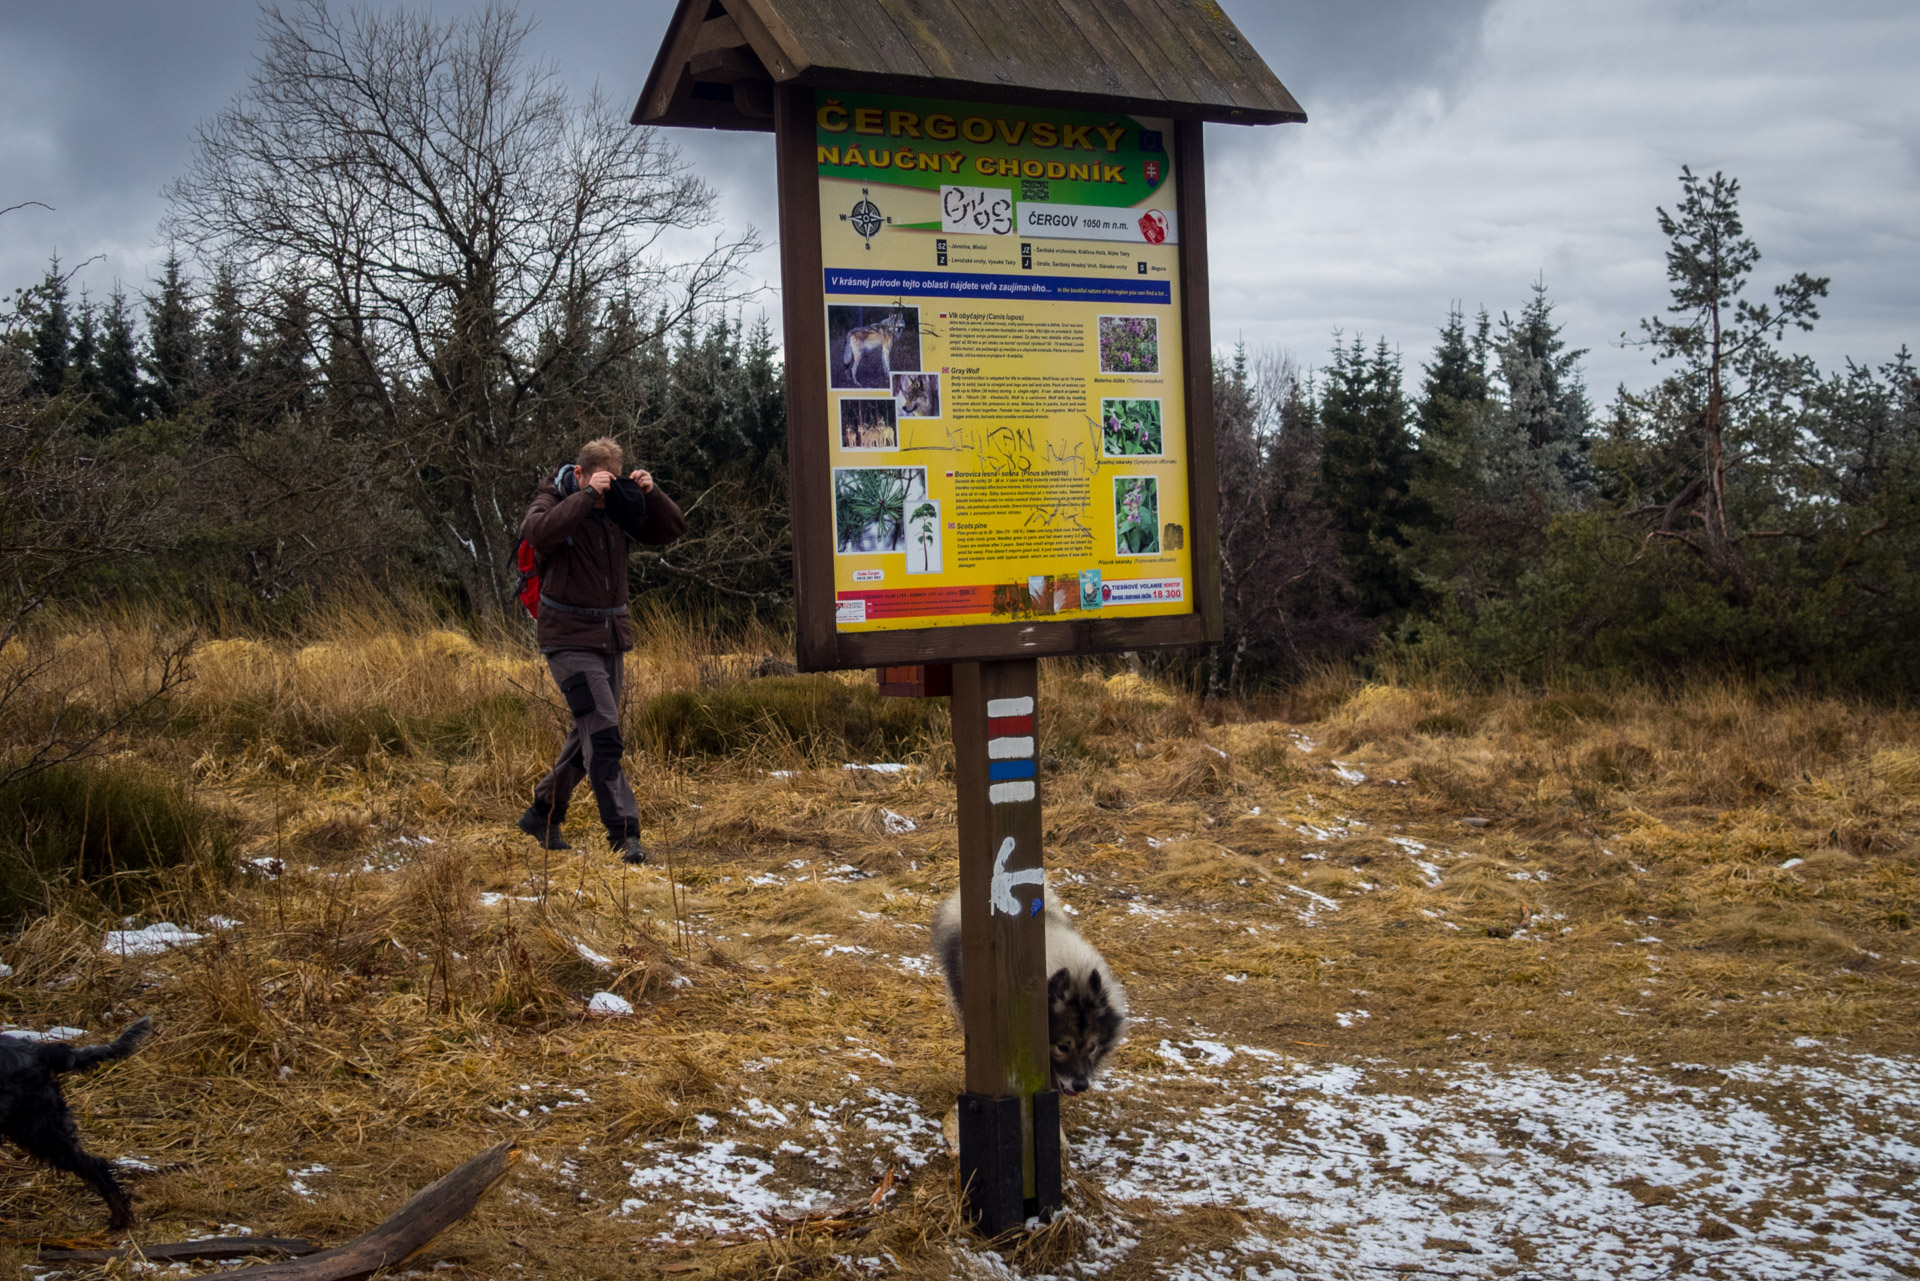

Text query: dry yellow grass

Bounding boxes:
[0,609,1914,1276]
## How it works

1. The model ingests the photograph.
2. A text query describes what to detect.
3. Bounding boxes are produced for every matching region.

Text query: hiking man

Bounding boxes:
[517,436,684,864]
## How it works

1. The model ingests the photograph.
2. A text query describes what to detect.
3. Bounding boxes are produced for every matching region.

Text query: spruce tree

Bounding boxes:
[144,251,200,420]
[28,258,72,400]
[201,262,249,429]
[1492,277,1592,501]
[250,285,316,423]
[69,294,98,398]
[1318,335,1419,616]
[1410,304,1493,517]
[95,287,145,430]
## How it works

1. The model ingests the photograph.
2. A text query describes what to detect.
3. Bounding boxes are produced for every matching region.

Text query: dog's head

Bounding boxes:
[1047,967,1125,1095]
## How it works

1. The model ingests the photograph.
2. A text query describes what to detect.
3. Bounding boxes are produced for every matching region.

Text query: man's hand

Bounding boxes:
[628,468,655,493]
[582,468,614,495]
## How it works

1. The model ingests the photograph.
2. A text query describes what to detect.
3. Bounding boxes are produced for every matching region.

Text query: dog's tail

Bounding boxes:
[41,1017,153,1076]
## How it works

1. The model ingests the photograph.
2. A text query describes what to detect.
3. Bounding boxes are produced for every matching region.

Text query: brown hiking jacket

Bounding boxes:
[520,476,685,652]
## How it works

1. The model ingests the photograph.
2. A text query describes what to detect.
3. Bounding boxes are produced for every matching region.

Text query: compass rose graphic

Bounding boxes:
[839,188,891,251]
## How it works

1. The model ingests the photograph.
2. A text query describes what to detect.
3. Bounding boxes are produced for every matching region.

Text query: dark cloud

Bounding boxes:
[0,0,689,294]
[2,0,1913,401]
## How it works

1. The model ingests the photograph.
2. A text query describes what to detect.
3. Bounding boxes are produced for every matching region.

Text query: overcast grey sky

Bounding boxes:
[3,0,1915,394]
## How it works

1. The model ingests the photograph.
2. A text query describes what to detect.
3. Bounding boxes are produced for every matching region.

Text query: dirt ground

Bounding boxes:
[2,621,1916,1279]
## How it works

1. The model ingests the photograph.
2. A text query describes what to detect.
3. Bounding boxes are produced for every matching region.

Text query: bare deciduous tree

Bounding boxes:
[1210,348,1366,695]
[166,0,755,611]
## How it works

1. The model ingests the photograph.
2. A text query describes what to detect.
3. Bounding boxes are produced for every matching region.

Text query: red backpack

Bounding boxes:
[514,539,542,618]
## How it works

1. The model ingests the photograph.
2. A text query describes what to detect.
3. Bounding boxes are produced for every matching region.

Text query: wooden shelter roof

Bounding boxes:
[633,0,1304,132]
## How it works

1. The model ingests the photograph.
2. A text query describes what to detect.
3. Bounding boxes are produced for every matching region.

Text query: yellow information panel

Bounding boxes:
[816,92,1193,633]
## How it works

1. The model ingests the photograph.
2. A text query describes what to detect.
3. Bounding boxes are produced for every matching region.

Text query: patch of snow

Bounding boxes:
[575,942,615,969]
[587,992,634,1017]
[881,809,917,834]
[1331,761,1366,785]
[1334,1010,1371,1028]
[1155,1040,1235,1069]
[104,923,205,956]
[0,962,11,980]
[1073,1049,1920,1280]
[844,762,909,774]
[286,1164,329,1198]
[1780,857,1806,869]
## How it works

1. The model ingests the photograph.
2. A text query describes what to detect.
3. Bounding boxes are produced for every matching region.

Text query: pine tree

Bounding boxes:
[1629,166,1829,585]
[144,251,200,420]
[1318,335,1419,616]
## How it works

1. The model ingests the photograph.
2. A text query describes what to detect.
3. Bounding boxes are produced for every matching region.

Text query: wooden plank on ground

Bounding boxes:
[209,1141,520,1281]
[39,1238,321,1266]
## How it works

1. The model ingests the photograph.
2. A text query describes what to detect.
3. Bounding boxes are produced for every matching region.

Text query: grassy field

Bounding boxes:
[1,609,1915,1279]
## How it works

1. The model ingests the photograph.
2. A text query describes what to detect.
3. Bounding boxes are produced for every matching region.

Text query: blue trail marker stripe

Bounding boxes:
[988,759,1036,781]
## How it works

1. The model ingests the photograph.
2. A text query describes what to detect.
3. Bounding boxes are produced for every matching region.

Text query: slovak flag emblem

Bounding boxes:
[1144,160,1162,183]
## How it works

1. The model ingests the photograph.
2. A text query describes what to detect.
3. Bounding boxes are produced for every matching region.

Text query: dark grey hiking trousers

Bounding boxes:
[527,648,640,844]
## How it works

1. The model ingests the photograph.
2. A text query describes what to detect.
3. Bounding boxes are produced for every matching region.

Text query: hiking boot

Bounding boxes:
[619,835,649,865]
[516,810,572,851]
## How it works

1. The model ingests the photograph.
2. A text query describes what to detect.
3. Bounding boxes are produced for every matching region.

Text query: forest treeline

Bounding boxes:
[3,3,1916,695]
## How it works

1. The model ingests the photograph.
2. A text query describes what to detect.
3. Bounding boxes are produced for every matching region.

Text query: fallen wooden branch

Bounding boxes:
[214,1140,521,1281]
[39,1236,321,1265]
[759,1165,898,1239]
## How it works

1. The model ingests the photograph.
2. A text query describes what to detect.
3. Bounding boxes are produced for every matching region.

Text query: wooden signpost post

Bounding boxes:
[634,0,1301,1236]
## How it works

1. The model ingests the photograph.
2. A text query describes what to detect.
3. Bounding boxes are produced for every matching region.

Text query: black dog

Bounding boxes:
[0,1017,152,1228]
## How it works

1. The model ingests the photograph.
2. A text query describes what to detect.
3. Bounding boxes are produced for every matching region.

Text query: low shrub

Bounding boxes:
[635,676,943,762]
[0,759,234,920]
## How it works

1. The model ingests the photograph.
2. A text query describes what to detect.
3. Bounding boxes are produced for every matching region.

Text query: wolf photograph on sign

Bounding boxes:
[839,397,898,450]
[832,466,927,553]
[829,304,920,389]
[892,372,941,418]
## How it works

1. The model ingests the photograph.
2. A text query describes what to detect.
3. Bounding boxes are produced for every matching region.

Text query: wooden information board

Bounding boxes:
[778,88,1222,673]
[635,0,1301,1236]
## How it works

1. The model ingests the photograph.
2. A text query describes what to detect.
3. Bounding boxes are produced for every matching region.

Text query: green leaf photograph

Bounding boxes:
[1114,476,1161,556]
